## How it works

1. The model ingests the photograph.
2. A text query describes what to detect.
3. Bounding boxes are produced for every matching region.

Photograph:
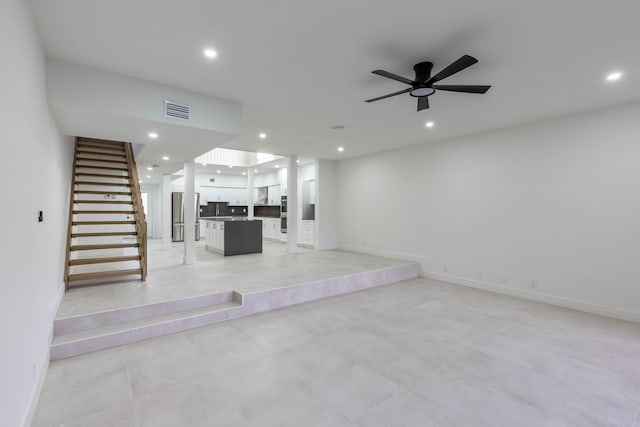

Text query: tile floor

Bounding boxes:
[34,277,640,426]
[58,239,413,318]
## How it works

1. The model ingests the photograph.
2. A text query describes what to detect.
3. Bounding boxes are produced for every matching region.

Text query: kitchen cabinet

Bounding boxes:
[205,220,225,253]
[300,219,314,246]
[256,217,281,240]
[267,185,280,205]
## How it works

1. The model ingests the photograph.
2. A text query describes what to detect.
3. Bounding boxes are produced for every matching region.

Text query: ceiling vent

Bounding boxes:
[164,100,190,120]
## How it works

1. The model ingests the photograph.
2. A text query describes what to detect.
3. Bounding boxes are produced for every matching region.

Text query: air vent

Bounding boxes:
[209,178,215,183]
[164,100,190,120]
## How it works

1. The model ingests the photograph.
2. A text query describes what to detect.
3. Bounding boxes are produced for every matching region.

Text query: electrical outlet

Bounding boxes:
[443,265,448,273]
[531,280,538,289]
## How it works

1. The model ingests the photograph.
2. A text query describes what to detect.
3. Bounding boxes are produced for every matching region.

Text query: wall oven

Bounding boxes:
[280,196,287,233]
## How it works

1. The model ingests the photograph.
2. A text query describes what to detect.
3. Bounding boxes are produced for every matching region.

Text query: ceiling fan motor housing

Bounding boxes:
[414,62,433,82]
[410,62,435,97]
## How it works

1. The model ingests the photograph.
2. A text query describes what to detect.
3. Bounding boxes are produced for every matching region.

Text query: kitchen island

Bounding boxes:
[201,217,262,256]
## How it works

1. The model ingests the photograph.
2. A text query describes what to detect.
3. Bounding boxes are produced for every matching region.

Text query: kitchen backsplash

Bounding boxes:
[254,205,280,218]
[200,202,280,218]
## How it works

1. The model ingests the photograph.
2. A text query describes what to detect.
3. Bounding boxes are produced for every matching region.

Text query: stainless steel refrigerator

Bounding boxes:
[172,192,200,242]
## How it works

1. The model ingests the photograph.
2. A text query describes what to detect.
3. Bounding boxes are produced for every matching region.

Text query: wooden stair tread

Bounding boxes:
[70,243,139,250]
[75,172,129,179]
[75,181,131,187]
[67,268,142,282]
[74,190,132,195]
[75,165,129,171]
[72,220,136,225]
[77,149,126,156]
[76,157,128,164]
[72,231,138,237]
[73,210,135,214]
[73,200,133,204]
[69,255,141,266]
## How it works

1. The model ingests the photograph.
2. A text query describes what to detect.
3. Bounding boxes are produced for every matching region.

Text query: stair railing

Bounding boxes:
[124,142,148,281]
[63,139,80,289]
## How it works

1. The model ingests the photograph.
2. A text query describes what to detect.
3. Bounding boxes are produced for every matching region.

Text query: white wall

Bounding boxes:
[140,184,162,238]
[336,101,640,322]
[0,1,73,426]
[47,59,242,135]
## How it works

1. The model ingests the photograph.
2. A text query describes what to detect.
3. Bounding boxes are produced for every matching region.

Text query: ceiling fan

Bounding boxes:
[365,54,491,111]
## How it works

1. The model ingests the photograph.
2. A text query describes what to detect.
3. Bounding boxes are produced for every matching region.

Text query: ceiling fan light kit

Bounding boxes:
[365,54,491,111]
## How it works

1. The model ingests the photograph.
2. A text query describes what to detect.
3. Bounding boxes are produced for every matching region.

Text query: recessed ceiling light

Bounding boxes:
[296,159,300,163]
[259,133,267,139]
[201,162,207,166]
[162,156,169,161]
[242,172,246,176]
[139,180,142,183]
[148,132,158,139]
[146,175,151,178]
[606,71,623,81]
[254,169,258,173]
[337,147,344,152]
[275,165,280,168]
[147,167,153,171]
[425,121,435,128]
[229,165,233,168]
[217,170,221,173]
[203,48,217,59]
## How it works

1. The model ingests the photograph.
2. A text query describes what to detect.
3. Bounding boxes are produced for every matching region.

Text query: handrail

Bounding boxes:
[63,139,80,289]
[124,142,147,281]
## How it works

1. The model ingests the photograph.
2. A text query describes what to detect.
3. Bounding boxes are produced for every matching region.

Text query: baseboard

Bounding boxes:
[22,283,65,427]
[339,244,426,274]
[423,271,640,324]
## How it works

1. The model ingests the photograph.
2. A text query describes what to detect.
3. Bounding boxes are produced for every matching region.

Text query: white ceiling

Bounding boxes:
[29,0,640,164]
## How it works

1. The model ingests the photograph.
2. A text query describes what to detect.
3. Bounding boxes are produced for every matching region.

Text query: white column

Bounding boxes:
[247,167,254,219]
[183,159,197,264]
[162,174,172,250]
[315,159,337,250]
[287,155,299,253]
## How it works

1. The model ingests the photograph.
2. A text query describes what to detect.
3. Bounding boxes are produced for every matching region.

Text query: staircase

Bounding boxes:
[63,137,147,288]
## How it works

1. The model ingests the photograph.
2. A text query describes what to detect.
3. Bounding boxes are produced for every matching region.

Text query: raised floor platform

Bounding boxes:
[52,240,419,359]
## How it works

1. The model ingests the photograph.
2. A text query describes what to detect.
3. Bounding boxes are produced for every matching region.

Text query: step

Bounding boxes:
[77,149,126,157]
[75,172,129,179]
[74,190,132,195]
[74,200,133,205]
[70,243,139,250]
[76,157,128,165]
[69,255,141,266]
[72,210,135,214]
[51,298,243,360]
[75,181,131,187]
[71,220,136,226]
[77,138,125,146]
[75,164,129,171]
[71,231,138,238]
[55,290,238,335]
[67,268,142,282]
[77,142,124,153]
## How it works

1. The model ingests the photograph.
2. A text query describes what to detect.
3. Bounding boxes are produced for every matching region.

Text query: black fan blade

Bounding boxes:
[364,88,411,103]
[426,55,478,85]
[371,70,414,85]
[433,84,491,94]
[417,96,429,111]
